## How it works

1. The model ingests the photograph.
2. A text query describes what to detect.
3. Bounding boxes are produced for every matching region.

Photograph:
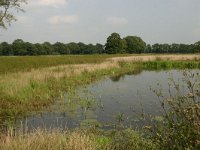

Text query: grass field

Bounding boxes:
[1,54,199,74]
[0,55,111,74]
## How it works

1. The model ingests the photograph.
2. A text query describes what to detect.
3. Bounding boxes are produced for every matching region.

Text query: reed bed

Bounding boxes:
[0,128,156,150]
[0,129,97,150]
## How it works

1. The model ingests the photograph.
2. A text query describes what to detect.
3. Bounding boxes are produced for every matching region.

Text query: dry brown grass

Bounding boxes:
[0,129,96,150]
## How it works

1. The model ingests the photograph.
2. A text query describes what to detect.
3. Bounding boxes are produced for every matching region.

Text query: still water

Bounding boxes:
[16,69,195,130]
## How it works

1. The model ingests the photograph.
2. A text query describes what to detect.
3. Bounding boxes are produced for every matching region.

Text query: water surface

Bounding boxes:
[16,69,196,130]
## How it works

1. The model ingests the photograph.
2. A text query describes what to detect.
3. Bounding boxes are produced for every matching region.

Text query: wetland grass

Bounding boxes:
[0,128,98,150]
[1,54,199,74]
[0,55,111,74]
[0,55,200,149]
[0,58,139,127]
[142,60,200,70]
[0,55,200,126]
[0,127,156,150]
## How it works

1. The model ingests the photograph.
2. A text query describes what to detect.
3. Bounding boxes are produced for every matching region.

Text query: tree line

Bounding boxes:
[104,33,200,54]
[0,40,104,56]
[0,33,200,56]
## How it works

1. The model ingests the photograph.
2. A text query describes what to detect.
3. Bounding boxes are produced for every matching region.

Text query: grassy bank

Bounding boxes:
[0,60,140,127]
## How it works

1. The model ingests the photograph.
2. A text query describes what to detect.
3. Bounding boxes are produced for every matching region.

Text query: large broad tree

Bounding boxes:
[105,33,124,54]
[0,0,26,29]
[124,36,146,53]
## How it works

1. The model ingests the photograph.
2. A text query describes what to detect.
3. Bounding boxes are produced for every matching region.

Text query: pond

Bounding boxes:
[15,69,198,131]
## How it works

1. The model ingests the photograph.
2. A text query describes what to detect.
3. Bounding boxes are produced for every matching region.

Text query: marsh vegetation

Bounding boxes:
[0,54,200,149]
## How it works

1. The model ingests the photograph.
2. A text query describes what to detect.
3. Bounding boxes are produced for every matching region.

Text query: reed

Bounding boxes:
[0,128,156,150]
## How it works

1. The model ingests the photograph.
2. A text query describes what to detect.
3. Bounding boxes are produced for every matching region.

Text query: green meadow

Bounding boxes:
[0,55,110,74]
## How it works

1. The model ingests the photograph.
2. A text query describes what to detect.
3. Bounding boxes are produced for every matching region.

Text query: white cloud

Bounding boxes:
[106,17,128,26]
[48,15,79,24]
[29,0,68,7]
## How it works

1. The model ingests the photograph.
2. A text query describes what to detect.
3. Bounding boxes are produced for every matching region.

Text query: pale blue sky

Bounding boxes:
[1,0,200,44]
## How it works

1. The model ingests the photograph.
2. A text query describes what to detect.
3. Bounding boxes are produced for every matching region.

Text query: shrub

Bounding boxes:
[146,70,200,149]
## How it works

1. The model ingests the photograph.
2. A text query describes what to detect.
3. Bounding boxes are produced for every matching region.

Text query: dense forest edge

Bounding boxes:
[1,33,200,56]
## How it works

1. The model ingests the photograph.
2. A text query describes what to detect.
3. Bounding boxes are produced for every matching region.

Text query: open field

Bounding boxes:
[0,55,111,74]
[1,54,199,74]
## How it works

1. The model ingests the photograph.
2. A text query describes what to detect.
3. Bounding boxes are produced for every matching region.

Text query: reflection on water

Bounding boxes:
[7,70,200,130]
[110,68,143,82]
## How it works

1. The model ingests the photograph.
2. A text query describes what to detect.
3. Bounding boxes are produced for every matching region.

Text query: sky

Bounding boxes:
[0,0,200,45]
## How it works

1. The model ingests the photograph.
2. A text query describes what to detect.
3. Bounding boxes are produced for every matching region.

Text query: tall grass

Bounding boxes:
[0,129,97,150]
[0,55,111,74]
[143,61,200,70]
[1,54,199,74]
[0,128,156,150]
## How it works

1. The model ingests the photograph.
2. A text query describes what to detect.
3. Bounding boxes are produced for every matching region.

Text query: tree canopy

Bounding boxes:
[105,33,124,54]
[0,0,26,29]
[124,36,146,53]
[0,40,105,56]
[104,33,147,54]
